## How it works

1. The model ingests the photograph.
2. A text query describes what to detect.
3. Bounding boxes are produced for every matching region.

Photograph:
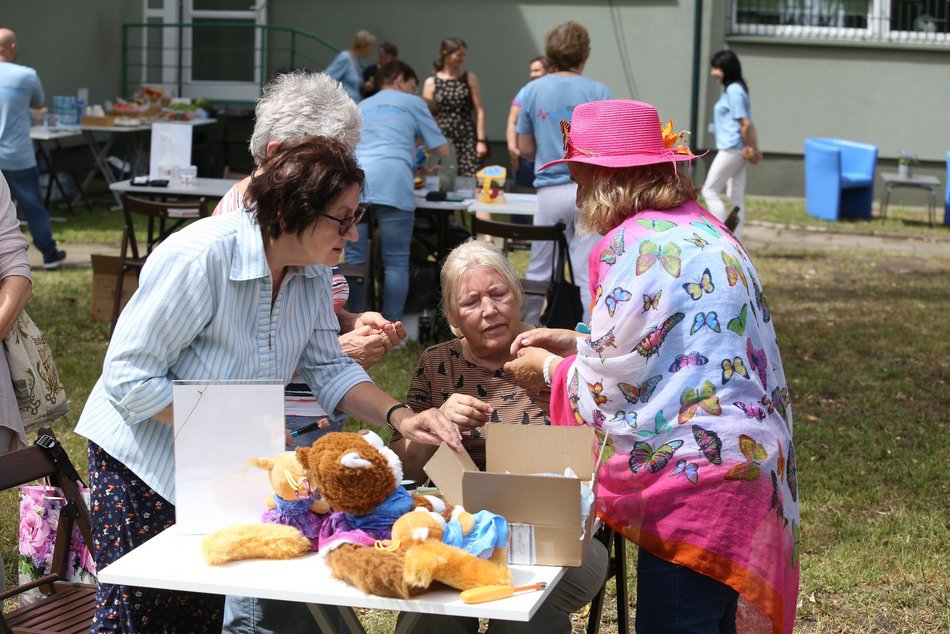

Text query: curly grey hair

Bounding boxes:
[249,71,362,165]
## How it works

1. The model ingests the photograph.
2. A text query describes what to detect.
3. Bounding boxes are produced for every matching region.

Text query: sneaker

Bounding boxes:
[725,207,741,233]
[42,250,67,270]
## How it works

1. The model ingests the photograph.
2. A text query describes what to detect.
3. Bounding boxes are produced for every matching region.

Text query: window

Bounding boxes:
[728,0,950,44]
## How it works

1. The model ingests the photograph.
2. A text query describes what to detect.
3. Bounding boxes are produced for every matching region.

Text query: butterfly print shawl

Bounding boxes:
[550,201,799,633]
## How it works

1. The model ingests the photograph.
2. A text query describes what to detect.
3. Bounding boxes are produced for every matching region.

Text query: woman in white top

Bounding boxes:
[700,49,762,238]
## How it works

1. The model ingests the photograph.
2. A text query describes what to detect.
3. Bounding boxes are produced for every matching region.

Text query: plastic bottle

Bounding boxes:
[446,163,457,193]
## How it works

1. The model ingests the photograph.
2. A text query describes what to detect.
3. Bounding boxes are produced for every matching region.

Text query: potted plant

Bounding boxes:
[898,150,918,179]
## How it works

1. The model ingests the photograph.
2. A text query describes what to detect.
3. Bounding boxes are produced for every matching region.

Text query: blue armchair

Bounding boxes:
[944,150,949,225]
[804,138,878,221]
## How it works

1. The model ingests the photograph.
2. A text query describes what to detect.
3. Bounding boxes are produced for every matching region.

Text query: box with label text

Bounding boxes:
[424,424,601,567]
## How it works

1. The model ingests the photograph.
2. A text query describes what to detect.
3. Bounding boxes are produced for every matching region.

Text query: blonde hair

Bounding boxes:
[352,30,376,50]
[576,163,696,235]
[440,240,524,326]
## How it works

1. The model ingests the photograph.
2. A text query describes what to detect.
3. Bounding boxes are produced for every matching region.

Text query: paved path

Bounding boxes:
[741,222,950,258]
[27,242,118,271]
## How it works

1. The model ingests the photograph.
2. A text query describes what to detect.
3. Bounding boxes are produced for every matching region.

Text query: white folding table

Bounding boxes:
[83,118,217,206]
[98,525,565,633]
[30,126,91,214]
[469,192,538,218]
[110,177,238,200]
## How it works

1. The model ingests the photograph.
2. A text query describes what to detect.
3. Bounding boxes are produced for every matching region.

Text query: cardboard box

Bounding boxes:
[424,424,601,567]
[91,254,138,323]
[80,115,116,127]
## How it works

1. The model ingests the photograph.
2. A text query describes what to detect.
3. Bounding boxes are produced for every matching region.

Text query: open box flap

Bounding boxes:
[485,424,596,479]
[423,442,479,506]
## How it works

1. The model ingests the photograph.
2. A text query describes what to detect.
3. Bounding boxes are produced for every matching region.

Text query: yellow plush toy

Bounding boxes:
[393,508,511,593]
[201,451,328,565]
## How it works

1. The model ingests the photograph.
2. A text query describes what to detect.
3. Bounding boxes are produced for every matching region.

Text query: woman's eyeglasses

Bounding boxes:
[319,205,367,236]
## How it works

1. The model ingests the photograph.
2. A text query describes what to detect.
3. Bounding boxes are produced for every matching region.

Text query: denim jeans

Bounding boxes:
[3,166,58,260]
[222,596,350,634]
[345,204,414,322]
[285,414,343,449]
[635,547,738,634]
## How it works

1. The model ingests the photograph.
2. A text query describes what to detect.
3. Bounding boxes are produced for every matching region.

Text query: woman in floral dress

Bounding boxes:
[422,37,488,178]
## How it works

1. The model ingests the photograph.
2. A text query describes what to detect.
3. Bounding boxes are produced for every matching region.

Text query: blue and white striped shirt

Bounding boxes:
[74,210,369,503]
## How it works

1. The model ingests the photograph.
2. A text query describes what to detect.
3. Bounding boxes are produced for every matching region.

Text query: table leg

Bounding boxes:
[880,184,892,223]
[306,603,368,634]
[394,612,421,634]
[83,130,123,207]
[929,189,936,228]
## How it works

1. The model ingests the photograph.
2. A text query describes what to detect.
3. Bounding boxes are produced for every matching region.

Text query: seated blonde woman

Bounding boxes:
[390,239,541,481]
[390,240,607,634]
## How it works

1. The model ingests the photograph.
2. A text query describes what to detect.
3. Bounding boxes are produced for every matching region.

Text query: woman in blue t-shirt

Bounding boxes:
[700,49,762,238]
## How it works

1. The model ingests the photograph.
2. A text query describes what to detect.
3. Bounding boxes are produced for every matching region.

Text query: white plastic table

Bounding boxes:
[83,119,217,205]
[469,192,538,217]
[98,525,565,634]
[110,177,238,200]
[30,126,90,214]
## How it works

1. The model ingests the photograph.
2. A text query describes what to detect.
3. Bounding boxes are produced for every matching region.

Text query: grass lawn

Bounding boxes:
[2,198,949,632]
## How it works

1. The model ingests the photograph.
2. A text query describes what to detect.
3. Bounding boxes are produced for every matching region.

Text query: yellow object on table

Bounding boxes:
[460,582,546,604]
[476,165,507,203]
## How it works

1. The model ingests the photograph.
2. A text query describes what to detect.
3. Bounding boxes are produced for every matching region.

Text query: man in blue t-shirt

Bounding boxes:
[0,28,65,269]
[516,21,612,324]
[347,59,448,322]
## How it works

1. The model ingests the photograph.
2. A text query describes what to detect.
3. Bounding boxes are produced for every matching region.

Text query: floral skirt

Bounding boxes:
[87,441,223,632]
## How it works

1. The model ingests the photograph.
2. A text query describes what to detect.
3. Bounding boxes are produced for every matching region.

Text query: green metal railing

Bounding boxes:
[121,23,344,102]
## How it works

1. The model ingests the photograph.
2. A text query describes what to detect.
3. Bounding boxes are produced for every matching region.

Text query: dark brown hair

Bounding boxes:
[378,59,418,87]
[434,37,467,72]
[246,136,364,241]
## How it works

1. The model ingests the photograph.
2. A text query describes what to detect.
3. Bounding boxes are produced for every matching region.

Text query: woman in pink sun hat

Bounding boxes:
[506,99,799,633]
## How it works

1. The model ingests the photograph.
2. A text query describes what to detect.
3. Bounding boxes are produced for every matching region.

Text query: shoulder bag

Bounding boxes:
[3,310,69,431]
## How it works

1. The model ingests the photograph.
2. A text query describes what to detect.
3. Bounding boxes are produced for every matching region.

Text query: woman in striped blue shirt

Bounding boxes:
[75,136,464,632]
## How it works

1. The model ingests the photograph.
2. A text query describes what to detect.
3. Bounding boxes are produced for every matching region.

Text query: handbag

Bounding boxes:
[17,483,97,604]
[3,309,68,432]
[540,229,583,329]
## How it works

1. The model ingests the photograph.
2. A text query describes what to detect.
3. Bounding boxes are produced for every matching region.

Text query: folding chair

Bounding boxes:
[222,166,251,180]
[111,193,210,330]
[0,429,96,634]
[471,216,583,328]
[470,216,568,297]
[586,526,630,634]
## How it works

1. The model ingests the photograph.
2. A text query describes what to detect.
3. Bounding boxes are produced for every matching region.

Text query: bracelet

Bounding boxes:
[477,139,488,143]
[542,354,558,388]
[386,402,411,431]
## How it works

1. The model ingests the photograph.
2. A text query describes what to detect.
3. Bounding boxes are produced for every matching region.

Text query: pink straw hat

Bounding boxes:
[540,99,699,171]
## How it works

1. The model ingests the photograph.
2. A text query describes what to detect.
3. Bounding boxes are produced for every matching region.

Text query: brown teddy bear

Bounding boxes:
[296,431,511,599]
